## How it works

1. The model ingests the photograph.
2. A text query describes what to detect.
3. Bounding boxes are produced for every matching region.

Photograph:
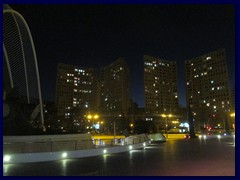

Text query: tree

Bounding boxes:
[187,105,197,138]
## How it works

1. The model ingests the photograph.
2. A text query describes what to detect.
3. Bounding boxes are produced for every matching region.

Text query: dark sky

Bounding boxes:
[10,4,235,107]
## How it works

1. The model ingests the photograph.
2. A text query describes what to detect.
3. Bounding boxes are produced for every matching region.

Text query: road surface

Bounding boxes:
[3,135,235,176]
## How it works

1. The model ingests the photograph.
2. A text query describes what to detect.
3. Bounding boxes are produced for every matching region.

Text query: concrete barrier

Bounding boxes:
[3,134,150,164]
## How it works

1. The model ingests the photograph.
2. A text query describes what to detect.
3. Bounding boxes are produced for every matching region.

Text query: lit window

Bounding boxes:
[211,80,214,84]
[213,106,217,109]
[191,63,193,66]
[212,87,214,91]
[206,103,210,107]
[198,91,200,94]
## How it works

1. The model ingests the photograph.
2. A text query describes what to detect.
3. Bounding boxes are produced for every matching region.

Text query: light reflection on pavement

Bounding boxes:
[3,135,235,176]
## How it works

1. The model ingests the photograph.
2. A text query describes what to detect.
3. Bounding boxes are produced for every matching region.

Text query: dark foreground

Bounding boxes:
[3,135,235,176]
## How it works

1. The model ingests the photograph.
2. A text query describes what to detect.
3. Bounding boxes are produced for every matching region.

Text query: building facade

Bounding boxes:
[144,55,179,130]
[100,58,131,118]
[55,59,130,133]
[185,49,231,131]
[56,63,99,131]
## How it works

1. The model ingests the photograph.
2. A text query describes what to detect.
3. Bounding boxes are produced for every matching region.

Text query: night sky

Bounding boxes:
[10,4,235,107]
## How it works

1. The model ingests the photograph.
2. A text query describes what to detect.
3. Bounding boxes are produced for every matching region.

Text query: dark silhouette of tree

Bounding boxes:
[187,105,197,138]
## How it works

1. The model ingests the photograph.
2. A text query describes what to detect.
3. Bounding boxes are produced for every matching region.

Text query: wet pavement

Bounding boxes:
[3,135,235,176]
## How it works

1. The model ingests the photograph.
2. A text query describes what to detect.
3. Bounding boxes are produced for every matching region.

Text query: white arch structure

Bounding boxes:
[3,6,45,131]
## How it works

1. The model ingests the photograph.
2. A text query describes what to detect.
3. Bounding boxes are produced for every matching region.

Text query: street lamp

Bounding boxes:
[86,113,99,132]
[161,114,173,139]
[230,112,235,131]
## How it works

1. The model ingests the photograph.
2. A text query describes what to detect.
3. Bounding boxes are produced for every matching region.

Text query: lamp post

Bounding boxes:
[230,113,235,131]
[87,114,99,133]
[161,114,172,139]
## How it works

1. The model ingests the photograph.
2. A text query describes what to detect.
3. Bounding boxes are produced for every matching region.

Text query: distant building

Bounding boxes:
[55,63,99,131]
[144,55,179,132]
[55,59,130,132]
[230,87,235,112]
[185,49,231,130]
[100,58,131,119]
[144,55,179,115]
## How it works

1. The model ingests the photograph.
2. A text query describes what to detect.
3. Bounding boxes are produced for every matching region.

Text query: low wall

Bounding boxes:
[148,133,166,142]
[3,134,150,164]
[3,134,94,153]
[163,134,188,139]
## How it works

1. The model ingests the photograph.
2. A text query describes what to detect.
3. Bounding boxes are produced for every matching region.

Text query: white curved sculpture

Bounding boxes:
[3,5,45,131]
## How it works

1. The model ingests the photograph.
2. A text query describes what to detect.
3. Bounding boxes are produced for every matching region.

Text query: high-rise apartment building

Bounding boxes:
[230,87,235,112]
[56,63,99,130]
[185,49,231,130]
[144,55,179,118]
[100,58,130,117]
[55,59,130,132]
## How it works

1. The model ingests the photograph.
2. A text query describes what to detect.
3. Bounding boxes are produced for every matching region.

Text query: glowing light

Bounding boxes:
[94,114,99,119]
[62,152,67,158]
[129,145,133,150]
[87,115,92,119]
[3,155,11,162]
[217,135,221,139]
[199,135,202,138]
[103,149,107,154]
[230,113,235,117]
[143,143,146,147]
[203,135,207,139]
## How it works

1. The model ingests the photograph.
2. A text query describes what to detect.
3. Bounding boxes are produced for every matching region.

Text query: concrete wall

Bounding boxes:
[3,134,150,164]
[3,134,94,153]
